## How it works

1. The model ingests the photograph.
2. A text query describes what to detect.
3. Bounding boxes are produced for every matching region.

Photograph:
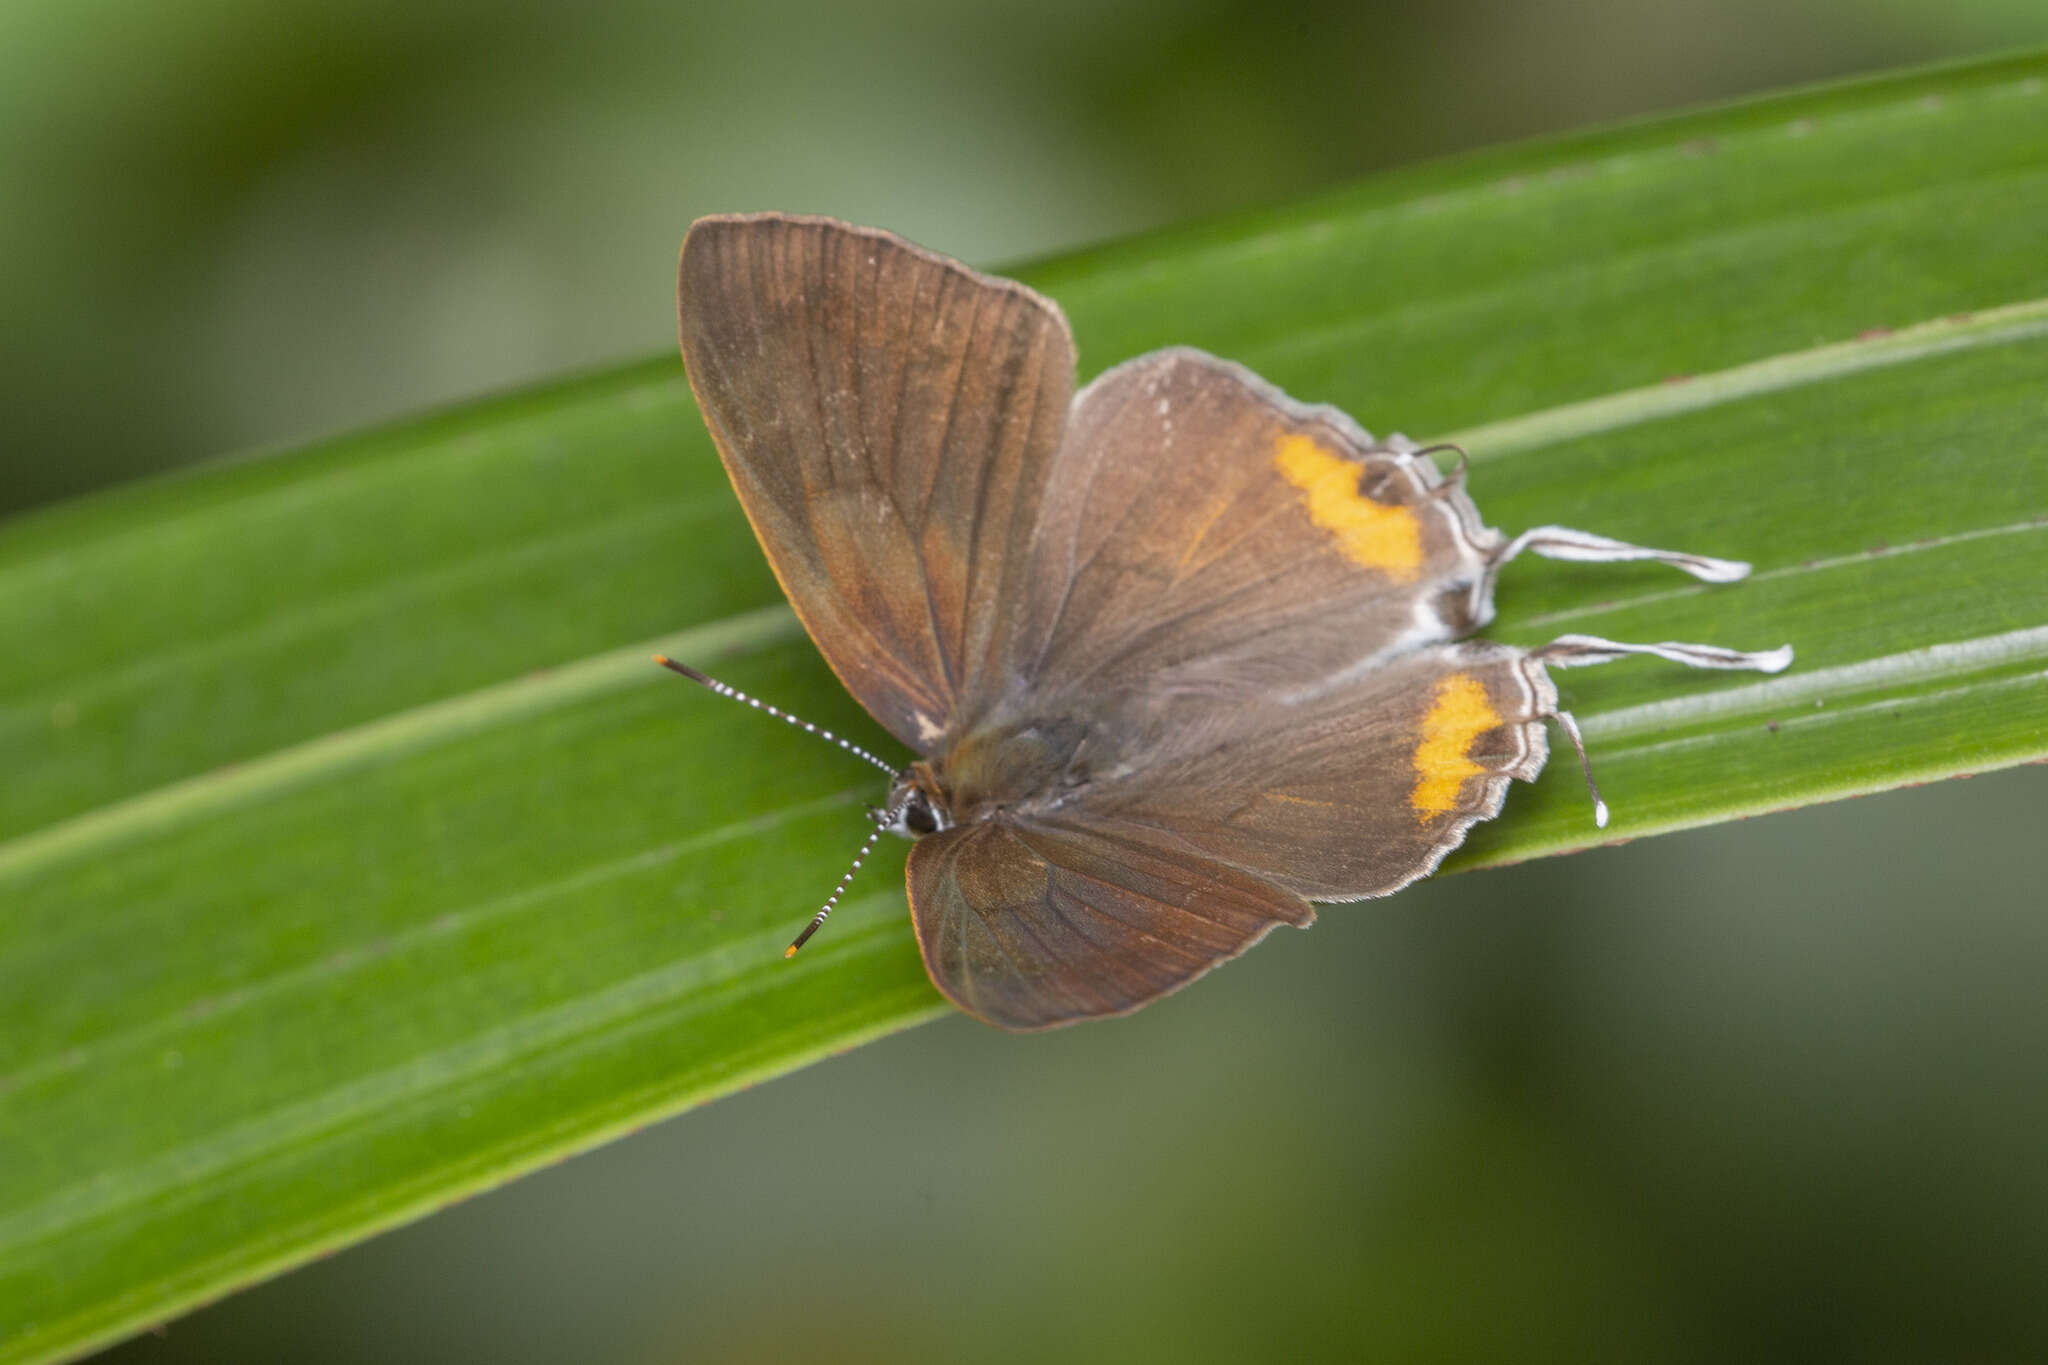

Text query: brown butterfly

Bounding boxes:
[671,213,1790,1031]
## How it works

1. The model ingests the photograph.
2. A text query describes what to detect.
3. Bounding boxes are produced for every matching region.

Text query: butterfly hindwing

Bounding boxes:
[905,814,1313,1031]
[678,214,1075,750]
[909,641,1556,1029]
[1078,640,1556,903]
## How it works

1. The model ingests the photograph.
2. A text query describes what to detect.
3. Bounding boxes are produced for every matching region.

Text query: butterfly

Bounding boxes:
[672,213,1790,1031]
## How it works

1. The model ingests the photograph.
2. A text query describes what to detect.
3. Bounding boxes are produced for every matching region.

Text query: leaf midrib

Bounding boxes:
[1443,298,2048,457]
[0,606,805,882]
[1582,624,2048,741]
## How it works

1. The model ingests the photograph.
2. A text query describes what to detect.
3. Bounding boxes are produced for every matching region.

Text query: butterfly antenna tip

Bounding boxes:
[787,806,899,957]
[650,656,896,775]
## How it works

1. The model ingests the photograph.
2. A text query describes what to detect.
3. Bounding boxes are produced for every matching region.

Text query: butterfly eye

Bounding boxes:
[902,796,939,836]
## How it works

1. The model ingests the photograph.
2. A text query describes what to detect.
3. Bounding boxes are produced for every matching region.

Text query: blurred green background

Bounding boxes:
[6,0,2042,1359]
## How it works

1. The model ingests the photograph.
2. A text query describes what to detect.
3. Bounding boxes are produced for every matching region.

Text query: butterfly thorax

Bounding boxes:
[886,711,1101,839]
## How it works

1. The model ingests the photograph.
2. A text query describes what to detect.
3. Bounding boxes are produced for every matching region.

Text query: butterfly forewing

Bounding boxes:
[678,214,1075,750]
[995,348,1502,722]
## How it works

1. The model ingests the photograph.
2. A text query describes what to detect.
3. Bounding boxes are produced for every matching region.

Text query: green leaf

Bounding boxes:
[4,53,2046,1364]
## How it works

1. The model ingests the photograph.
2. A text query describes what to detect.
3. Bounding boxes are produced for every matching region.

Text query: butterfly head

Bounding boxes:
[877,763,953,841]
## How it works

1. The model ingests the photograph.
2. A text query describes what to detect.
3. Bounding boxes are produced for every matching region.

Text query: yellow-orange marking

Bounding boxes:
[1272,433,1422,578]
[1410,673,1500,819]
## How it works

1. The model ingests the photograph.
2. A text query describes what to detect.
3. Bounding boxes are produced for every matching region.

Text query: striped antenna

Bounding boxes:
[786,799,904,958]
[652,655,896,775]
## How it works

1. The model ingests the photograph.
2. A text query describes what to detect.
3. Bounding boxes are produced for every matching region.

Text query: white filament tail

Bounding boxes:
[1535,634,1794,673]
[1495,526,1753,583]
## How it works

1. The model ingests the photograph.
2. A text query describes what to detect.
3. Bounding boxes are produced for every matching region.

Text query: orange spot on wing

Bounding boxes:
[1411,673,1500,818]
[1273,433,1422,577]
